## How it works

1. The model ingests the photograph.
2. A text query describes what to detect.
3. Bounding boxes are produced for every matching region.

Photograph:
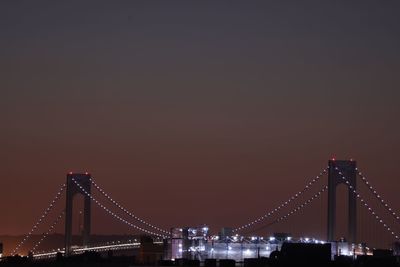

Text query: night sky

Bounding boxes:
[1,1,400,242]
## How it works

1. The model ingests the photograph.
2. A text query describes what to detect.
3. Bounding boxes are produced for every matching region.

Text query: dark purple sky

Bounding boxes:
[1,1,400,244]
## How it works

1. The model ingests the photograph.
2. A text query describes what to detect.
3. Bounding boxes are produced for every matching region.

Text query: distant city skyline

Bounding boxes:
[1,1,400,249]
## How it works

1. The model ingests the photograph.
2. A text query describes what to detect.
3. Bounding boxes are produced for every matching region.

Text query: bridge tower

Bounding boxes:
[65,173,91,256]
[327,160,357,244]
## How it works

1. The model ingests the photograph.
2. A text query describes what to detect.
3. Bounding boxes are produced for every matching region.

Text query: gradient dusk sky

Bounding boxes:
[1,1,400,242]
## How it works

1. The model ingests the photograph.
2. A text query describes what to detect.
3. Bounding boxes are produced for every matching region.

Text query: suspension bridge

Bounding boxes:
[7,159,400,260]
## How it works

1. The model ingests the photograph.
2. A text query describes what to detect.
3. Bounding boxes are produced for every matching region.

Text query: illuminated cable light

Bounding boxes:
[356,170,400,223]
[72,179,166,238]
[11,183,66,255]
[273,186,328,226]
[32,211,65,253]
[335,168,400,241]
[233,167,328,232]
[238,185,328,237]
[89,178,169,235]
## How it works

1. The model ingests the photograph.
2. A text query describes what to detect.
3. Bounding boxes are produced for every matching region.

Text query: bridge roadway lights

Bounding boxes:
[32,241,151,259]
[65,173,92,257]
[327,160,357,244]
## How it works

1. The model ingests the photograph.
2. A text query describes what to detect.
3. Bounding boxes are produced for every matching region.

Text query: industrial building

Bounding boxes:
[163,226,361,261]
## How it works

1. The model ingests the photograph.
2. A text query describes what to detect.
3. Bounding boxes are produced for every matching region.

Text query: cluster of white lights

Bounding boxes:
[233,167,328,232]
[227,236,274,243]
[32,210,65,253]
[357,169,400,222]
[299,237,324,244]
[90,178,169,235]
[72,178,167,238]
[11,183,66,255]
[335,168,400,240]
[272,185,328,226]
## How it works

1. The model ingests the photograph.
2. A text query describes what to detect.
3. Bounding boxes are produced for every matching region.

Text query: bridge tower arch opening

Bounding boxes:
[65,173,91,256]
[327,160,357,244]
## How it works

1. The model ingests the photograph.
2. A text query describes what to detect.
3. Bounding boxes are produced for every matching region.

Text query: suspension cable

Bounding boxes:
[241,185,328,235]
[233,167,328,233]
[11,183,66,255]
[357,168,400,223]
[31,210,65,253]
[72,178,167,238]
[90,177,169,234]
[335,167,399,240]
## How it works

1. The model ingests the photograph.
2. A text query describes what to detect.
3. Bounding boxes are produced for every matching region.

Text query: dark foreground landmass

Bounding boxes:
[1,251,399,267]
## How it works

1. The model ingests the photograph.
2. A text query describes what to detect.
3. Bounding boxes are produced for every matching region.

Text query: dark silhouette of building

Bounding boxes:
[279,242,332,266]
[138,236,164,265]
